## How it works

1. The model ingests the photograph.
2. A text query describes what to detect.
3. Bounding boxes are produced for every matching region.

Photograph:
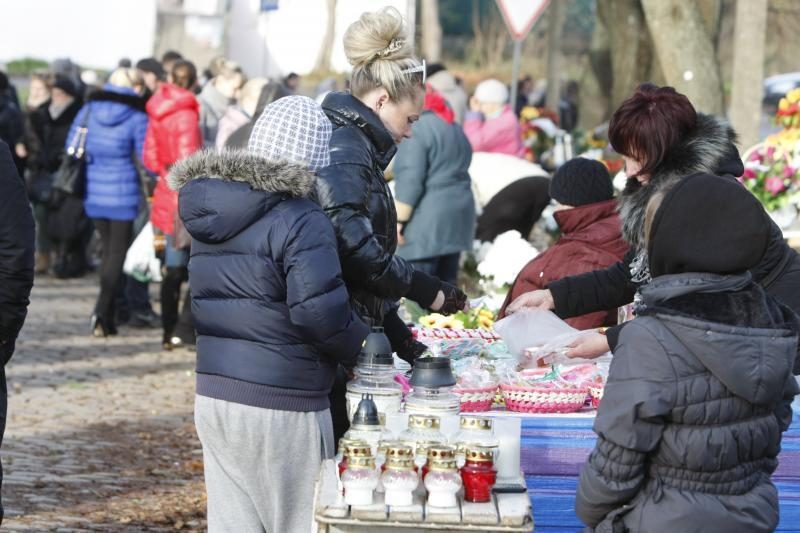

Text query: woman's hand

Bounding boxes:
[505,289,555,315]
[469,96,482,113]
[566,331,609,359]
[430,283,468,315]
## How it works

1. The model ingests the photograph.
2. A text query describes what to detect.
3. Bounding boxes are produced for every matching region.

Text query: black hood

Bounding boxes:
[322,91,397,169]
[618,113,744,250]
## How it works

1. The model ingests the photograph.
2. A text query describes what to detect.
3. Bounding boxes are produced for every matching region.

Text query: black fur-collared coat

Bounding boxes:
[547,114,800,345]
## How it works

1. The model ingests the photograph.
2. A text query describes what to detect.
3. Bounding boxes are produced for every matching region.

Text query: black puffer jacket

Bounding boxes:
[548,114,800,347]
[316,92,439,324]
[0,141,34,365]
[576,273,799,532]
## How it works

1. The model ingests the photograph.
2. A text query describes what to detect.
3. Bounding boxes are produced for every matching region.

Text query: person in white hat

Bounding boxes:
[464,78,525,158]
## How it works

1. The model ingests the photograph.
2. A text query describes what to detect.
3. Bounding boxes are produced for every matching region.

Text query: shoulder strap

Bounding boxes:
[67,105,91,159]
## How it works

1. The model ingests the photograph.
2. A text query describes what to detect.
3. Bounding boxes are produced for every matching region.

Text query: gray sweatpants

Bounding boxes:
[194,395,334,533]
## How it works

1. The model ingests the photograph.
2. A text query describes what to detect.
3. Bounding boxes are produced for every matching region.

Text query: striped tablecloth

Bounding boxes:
[518,410,800,532]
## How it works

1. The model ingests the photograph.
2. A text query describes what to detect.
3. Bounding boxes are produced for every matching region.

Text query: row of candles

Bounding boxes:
[336,411,500,507]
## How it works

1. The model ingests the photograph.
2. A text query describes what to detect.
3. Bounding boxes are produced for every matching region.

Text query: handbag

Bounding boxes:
[49,107,91,209]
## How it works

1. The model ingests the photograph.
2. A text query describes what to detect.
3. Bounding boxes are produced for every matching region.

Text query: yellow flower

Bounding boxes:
[420,314,441,328]
[478,309,494,319]
[478,316,494,330]
[440,318,465,330]
[779,98,790,111]
[788,88,800,103]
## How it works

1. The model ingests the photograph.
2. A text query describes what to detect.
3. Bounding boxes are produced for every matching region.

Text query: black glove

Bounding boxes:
[383,309,428,366]
[436,282,467,315]
[396,337,428,366]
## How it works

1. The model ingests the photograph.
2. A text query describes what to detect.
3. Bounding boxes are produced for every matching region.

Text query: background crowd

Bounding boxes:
[0,3,799,532]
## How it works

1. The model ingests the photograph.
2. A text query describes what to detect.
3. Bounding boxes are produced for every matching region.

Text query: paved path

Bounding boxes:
[3,275,206,531]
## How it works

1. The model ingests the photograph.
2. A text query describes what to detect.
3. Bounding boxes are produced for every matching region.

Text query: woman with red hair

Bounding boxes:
[507,83,800,356]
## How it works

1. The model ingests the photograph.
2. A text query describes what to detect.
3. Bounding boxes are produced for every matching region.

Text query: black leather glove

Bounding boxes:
[395,337,429,366]
[383,309,428,366]
[436,282,468,315]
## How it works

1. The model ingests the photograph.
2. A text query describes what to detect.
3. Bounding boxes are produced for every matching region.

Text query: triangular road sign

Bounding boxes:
[496,0,551,41]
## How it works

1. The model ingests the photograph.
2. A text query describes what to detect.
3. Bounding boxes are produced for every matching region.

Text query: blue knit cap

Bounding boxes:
[248,95,332,171]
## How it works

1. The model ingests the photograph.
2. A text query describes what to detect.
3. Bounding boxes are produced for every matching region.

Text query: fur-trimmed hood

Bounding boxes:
[168,149,317,244]
[618,113,744,249]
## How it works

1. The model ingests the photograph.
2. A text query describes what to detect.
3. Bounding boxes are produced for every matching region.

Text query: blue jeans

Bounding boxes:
[408,253,461,285]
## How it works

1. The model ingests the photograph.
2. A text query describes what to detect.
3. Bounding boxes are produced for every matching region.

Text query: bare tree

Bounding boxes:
[313,0,337,73]
[729,0,767,150]
[545,0,567,111]
[420,0,442,63]
[641,0,724,114]
[471,1,508,69]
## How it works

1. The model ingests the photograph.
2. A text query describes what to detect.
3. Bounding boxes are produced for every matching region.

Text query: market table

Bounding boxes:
[501,410,800,532]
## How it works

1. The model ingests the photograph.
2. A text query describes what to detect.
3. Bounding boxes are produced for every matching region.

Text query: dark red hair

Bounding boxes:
[608,84,697,178]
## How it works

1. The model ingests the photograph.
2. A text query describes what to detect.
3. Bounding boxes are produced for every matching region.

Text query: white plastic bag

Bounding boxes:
[494,309,576,359]
[123,222,163,283]
[494,309,608,368]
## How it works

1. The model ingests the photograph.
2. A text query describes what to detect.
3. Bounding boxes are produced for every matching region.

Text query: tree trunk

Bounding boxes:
[420,0,442,63]
[604,0,654,111]
[641,0,724,114]
[545,0,567,111]
[578,0,612,128]
[729,0,767,150]
[313,0,337,73]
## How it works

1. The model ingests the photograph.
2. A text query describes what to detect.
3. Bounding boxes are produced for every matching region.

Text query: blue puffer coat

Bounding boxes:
[169,150,369,412]
[68,84,147,221]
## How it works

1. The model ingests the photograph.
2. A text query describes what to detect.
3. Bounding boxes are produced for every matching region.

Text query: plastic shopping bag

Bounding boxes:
[123,222,163,283]
[494,309,608,368]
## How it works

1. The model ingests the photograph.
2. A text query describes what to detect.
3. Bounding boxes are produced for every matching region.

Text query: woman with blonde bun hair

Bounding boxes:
[317,7,467,443]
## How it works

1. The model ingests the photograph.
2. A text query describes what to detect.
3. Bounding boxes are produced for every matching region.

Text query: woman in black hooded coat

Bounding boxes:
[506,84,800,356]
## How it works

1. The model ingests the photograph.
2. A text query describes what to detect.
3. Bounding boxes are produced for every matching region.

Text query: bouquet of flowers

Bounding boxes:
[741,88,800,217]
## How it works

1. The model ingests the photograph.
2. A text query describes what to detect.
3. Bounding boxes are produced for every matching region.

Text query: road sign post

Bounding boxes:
[496,0,551,111]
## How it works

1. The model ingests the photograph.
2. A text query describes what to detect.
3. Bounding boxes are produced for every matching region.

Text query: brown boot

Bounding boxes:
[35,253,51,275]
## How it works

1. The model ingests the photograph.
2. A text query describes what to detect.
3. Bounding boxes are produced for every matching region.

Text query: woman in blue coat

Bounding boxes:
[68,68,148,336]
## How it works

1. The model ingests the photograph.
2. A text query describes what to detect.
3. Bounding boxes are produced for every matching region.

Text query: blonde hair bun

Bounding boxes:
[344,6,413,68]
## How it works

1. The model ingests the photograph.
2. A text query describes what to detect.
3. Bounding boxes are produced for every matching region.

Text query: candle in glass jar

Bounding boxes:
[460,446,497,503]
[425,458,462,508]
[381,451,418,507]
[342,455,379,506]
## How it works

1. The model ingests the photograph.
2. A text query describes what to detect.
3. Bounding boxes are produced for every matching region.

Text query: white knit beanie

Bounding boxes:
[474,79,509,105]
[248,95,332,171]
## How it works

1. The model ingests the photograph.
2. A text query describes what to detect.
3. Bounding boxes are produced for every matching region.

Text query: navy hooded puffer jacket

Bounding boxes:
[169,150,369,412]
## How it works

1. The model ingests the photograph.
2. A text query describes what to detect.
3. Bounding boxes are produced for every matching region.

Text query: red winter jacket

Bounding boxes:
[499,199,629,329]
[143,83,202,235]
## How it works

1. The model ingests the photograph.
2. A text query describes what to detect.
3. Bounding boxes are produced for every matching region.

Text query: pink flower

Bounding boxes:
[765,176,787,195]
[766,146,776,160]
[748,151,763,163]
[742,168,757,180]
[783,165,796,179]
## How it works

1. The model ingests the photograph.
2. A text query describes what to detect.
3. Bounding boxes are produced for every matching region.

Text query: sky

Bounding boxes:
[0,0,157,69]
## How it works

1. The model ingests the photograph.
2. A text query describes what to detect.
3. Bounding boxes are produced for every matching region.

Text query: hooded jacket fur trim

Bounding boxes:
[618,113,741,249]
[167,148,315,199]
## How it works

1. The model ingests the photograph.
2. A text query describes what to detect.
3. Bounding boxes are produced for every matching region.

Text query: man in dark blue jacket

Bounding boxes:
[0,140,35,523]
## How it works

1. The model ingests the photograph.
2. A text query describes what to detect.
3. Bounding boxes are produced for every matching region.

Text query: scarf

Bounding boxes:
[424,85,454,124]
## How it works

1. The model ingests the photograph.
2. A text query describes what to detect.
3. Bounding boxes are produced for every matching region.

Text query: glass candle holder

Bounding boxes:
[381,454,419,507]
[453,416,500,467]
[400,414,447,467]
[422,445,457,481]
[460,446,497,503]
[342,455,379,506]
[425,459,462,508]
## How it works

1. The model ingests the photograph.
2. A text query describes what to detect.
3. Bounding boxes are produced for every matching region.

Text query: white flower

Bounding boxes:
[477,231,539,286]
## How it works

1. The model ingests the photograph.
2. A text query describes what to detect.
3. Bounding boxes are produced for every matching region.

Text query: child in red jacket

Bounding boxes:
[499,158,628,329]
